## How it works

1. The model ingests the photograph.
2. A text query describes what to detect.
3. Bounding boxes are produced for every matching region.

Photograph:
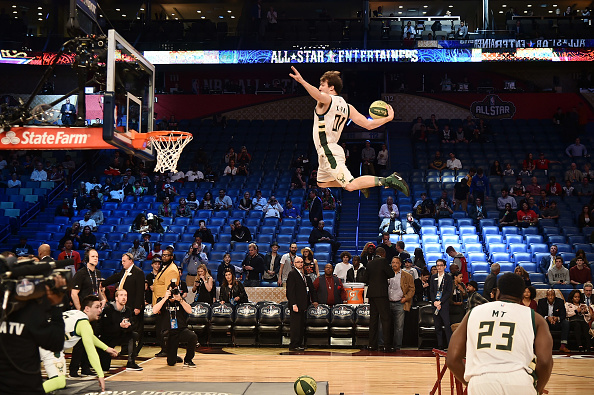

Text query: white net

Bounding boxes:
[149,132,193,173]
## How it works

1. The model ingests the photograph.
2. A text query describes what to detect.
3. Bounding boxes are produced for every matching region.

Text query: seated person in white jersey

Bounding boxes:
[447,273,553,395]
[289,66,409,198]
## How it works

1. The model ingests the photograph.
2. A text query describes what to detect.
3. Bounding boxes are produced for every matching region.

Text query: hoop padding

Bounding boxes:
[148,131,193,173]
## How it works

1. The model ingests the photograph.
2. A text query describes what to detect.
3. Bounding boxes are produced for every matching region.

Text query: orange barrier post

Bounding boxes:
[430,349,466,395]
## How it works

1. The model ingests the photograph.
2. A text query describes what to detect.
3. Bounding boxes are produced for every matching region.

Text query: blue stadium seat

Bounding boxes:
[559,252,575,263]
[567,235,586,245]
[556,244,572,253]
[402,234,420,244]
[168,225,186,234]
[230,251,246,262]
[212,244,229,253]
[424,243,442,253]
[521,227,538,236]
[210,218,226,228]
[162,233,180,243]
[456,218,473,227]
[530,243,549,254]
[518,262,537,272]
[498,261,515,272]
[547,235,566,245]
[478,219,497,229]
[262,218,280,228]
[459,225,477,235]
[115,224,131,233]
[296,234,310,243]
[259,226,276,236]
[481,226,500,239]
[420,226,438,235]
[461,234,480,245]
[180,233,195,243]
[513,252,532,264]
[505,235,523,248]
[573,243,592,253]
[529,273,547,283]
[484,235,503,246]
[501,227,519,238]
[425,252,444,263]
[439,226,457,236]
[467,252,487,263]
[106,233,124,242]
[487,243,506,254]
[174,217,191,226]
[233,243,250,253]
[420,218,436,227]
[248,211,264,219]
[256,234,274,245]
[422,234,440,244]
[276,234,293,245]
[524,235,544,245]
[471,272,489,282]
[464,243,483,253]
[441,235,460,245]
[491,252,510,263]
[438,218,455,227]
[509,244,528,254]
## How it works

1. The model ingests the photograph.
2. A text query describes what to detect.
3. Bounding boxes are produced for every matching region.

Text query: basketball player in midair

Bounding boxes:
[447,273,553,395]
[289,67,409,197]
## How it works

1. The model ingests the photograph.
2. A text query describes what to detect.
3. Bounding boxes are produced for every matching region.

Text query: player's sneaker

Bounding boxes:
[183,361,196,368]
[361,188,369,198]
[383,172,410,196]
[126,362,143,371]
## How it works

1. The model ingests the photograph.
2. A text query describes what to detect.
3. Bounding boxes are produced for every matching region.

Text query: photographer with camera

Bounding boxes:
[98,289,142,371]
[41,295,118,393]
[263,196,283,219]
[152,282,197,367]
[182,240,208,289]
[0,269,67,394]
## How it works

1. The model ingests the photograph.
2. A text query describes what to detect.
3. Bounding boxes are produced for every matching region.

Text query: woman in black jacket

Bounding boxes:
[219,268,248,305]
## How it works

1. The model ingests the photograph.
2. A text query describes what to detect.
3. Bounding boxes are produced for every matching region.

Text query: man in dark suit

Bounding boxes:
[364,247,395,352]
[430,258,453,350]
[60,98,76,125]
[102,252,146,356]
[537,288,570,352]
[286,256,317,351]
[308,189,323,227]
[482,263,500,301]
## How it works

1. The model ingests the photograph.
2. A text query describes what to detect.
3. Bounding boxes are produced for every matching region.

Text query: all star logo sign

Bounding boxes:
[470,94,516,119]
[1,131,19,144]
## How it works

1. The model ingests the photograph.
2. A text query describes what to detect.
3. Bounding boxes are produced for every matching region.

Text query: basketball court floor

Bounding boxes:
[59,345,594,395]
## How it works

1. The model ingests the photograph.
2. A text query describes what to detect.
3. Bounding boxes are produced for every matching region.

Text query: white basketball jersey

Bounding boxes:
[312,95,349,152]
[464,301,536,382]
[62,310,89,349]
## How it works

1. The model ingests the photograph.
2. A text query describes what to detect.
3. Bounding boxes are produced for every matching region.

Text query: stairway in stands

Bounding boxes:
[335,189,361,257]
[357,187,381,250]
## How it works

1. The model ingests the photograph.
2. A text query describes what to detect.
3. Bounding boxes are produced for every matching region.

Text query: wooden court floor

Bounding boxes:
[107,346,594,394]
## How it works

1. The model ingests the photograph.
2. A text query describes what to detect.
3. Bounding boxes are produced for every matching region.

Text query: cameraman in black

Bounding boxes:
[263,196,283,219]
[152,280,197,367]
[0,275,66,394]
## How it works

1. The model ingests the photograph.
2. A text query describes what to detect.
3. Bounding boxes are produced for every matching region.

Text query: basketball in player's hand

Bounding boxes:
[369,100,389,119]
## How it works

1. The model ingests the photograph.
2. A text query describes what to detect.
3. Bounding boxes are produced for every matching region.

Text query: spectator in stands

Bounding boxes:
[313,263,344,307]
[503,163,514,176]
[182,241,208,289]
[539,245,560,275]
[158,196,173,217]
[238,191,253,212]
[497,188,517,212]
[509,177,525,197]
[468,197,486,224]
[307,189,323,227]
[301,247,319,282]
[429,151,446,171]
[214,189,234,212]
[403,20,416,35]
[577,177,594,197]
[185,192,199,212]
[131,214,147,233]
[520,286,537,310]
[549,256,570,286]
[565,290,592,352]
[132,181,146,197]
[411,117,425,139]
[402,212,421,234]
[566,138,588,158]
[499,203,518,227]
[456,21,468,38]
[231,220,252,245]
[446,246,468,283]
[518,165,531,177]
[426,114,439,133]
[413,192,434,219]
[361,140,376,176]
[58,239,82,271]
[454,126,467,144]
[482,263,500,301]
[159,183,178,202]
[452,178,469,212]
[120,176,134,197]
[127,239,147,262]
[360,242,376,267]
[412,247,426,271]
[186,165,204,183]
[489,160,503,178]
[198,192,214,210]
[538,288,570,352]
[583,163,594,180]
[223,159,238,177]
[30,162,47,181]
[333,252,352,283]
[376,144,389,173]
[441,125,454,143]
[394,241,410,262]
[7,172,21,188]
[344,255,364,283]
[565,163,583,184]
[516,201,538,228]
[193,220,215,245]
[147,213,164,234]
[379,196,399,219]
[450,272,467,325]
[59,221,81,250]
[237,146,252,165]
[87,205,103,226]
[465,280,488,310]
[321,189,336,210]
[283,199,300,218]
[570,256,591,285]
[262,242,281,283]
[379,211,402,238]
[414,268,431,303]
[277,243,298,286]
[577,205,593,230]
[263,196,283,218]
[55,198,74,218]
[291,167,306,190]
[470,168,489,202]
[78,211,97,232]
[430,258,453,349]
[308,170,318,189]
[309,220,341,255]
[216,253,236,286]
[402,257,419,280]
[140,233,152,255]
[175,198,192,218]
[526,176,541,196]
[526,196,540,216]
[48,165,64,183]
[434,197,453,219]
[242,243,264,287]
[562,179,576,197]
[513,266,531,286]
[378,232,398,262]
[219,268,248,305]
[446,152,462,171]
[145,257,161,303]
[225,147,236,164]
[252,190,267,211]
[570,250,590,269]
[12,236,34,257]
[79,226,96,250]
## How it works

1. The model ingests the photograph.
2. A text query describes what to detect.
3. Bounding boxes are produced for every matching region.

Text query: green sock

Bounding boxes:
[43,375,66,393]
[375,177,385,186]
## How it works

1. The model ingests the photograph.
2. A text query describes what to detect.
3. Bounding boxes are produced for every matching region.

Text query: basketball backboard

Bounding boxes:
[102,29,155,161]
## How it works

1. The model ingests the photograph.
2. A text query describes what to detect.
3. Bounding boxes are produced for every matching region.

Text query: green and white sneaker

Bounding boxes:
[383,172,410,197]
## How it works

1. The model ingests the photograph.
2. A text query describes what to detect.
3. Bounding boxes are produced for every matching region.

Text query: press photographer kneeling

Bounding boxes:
[152,280,197,367]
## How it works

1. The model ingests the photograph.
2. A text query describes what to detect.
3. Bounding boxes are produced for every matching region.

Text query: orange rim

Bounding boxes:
[131,130,192,149]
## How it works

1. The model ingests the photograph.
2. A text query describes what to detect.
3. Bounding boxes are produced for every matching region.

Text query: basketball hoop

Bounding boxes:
[145,131,193,173]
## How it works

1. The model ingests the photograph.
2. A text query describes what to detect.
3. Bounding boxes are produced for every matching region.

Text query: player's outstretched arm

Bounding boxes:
[533,313,553,394]
[348,104,394,130]
[289,66,331,105]
[446,312,469,386]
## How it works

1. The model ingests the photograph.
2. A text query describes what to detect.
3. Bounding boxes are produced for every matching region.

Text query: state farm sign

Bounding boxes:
[0,127,114,150]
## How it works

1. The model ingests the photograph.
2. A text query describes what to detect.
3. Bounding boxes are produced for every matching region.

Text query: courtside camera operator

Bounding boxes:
[0,255,72,394]
[152,279,197,368]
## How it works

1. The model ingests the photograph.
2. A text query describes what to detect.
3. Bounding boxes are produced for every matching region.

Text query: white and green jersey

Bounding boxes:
[464,301,536,383]
[62,309,88,349]
[313,95,349,152]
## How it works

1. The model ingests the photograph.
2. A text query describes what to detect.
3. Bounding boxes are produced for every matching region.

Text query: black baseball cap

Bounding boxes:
[467,280,479,289]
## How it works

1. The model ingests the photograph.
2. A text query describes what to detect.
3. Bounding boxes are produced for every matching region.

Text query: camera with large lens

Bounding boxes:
[170,287,180,296]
